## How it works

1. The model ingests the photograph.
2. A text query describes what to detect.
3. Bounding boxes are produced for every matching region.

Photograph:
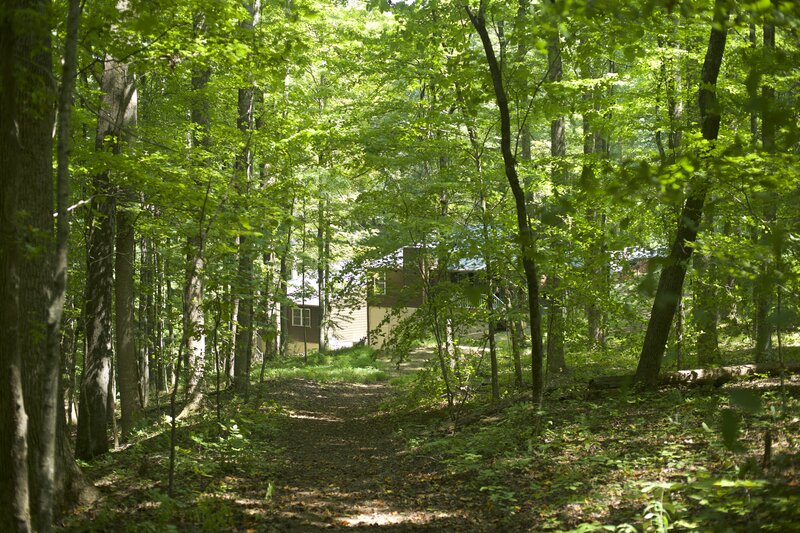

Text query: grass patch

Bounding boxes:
[261,345,387,383]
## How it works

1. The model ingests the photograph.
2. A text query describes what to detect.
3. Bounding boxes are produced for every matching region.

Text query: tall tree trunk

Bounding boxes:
[506,286,524,388]
[18,16,55,532]
[164,256,176,392]
[116,209,140,437]
[111,26,139,436]
[228,280,238,381]
[78,3,138,456]
[635,2,728,386]
[233,239,254,393]
[179,12,211,417]
[587,61,614,348]
[181,235,206,417]
[278,199,294,358]
[8,1,93,528]
[35,0,86,527]
[77,95,115,460]
[546,29,567,375]
[0,5,31,529]
[579,60,605,346]
[694,208,720,366]
[233,0,260,393]
[154,249,166,392]
[582,111,604,344]
[263,253,278,365]
[60,308,79,426]
[317,195,329,352]
[468,2,545,403]
[512,16,529,389]
[139,236,153,406]
[753,19,776,362]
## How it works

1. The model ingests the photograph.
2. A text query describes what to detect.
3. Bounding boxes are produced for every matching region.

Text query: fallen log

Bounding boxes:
[589,362,800,389]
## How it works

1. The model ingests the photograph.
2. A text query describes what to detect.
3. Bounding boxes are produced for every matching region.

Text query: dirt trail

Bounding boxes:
[259,377,484,532]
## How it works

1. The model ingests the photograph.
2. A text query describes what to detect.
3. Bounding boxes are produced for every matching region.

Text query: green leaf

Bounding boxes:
[769,308,797,328]
[729,389,761,413]
[720,409,743,453]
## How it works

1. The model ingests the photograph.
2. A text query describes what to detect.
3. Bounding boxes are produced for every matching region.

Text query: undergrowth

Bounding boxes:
[61,392,283,532]
[393,375,800,531]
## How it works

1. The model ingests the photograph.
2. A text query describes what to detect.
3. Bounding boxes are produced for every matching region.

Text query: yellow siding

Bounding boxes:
[288,340,320,355]
[329,304,368,349]
[368,306,416,349]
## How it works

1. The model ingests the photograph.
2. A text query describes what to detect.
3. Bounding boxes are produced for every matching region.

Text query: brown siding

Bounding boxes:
[287,305,321,345]
[369,268,424,308]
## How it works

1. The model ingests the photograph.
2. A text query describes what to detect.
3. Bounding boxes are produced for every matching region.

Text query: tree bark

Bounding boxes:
[179,12,211,417]
[0,5,31,529]
[753,19,776,362]
[139,236,153,406]
[546,30,567,375]
[233,0,260,393]
[592,362,800,390]
[580,63,604,345]
[317,196,330,352]
[694,210,720,366]
[6,1,92,528]
[116,209,140,437]
[35,0,82,528]
[506,286,524,388]
[635,2,728,386]
[18,6,56,528]
[77,175,114,460]
[278,200,294,358]
[467,1,545,403]
[233,238,254,393]
[181,235,206,417]
[78,4,138,456]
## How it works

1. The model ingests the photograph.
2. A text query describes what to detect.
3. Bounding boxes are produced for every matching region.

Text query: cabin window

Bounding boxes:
[292,307,311,327]
[373,271,386,296]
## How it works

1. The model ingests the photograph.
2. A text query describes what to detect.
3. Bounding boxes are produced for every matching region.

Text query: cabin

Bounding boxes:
[365,246,487,348]
[283,246,486,354]
[284,275,369,355]
[366,246,426,349]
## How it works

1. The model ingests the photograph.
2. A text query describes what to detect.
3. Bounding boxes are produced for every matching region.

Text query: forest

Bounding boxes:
[1,0,799,530]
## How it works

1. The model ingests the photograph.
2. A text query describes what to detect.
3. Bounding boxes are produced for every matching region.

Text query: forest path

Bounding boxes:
[58,349,492,532]
[257,374,484,532]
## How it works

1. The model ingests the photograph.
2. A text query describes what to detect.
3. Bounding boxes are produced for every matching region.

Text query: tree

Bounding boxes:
[467,0,545,403]
[545,18,567,375]
[3,0,90,529]
[753,15,777,362]
[116,207,140,437]
[77,0,139,458]
[180,10,212,418]
[1,3,32,528]
[635,1,729,386]
[232,0,261,395]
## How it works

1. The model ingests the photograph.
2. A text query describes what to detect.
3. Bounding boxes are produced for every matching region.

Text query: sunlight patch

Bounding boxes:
[338,509,451,526]
[286,410,341,422]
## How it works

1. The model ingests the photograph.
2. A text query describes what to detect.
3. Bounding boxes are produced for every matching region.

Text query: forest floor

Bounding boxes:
[60,345,800,532]
[245,377,487,531]
[60,349,494,532]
